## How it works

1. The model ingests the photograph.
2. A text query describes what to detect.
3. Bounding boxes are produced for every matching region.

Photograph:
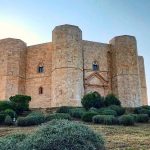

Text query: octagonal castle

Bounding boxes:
[0,24,148,108]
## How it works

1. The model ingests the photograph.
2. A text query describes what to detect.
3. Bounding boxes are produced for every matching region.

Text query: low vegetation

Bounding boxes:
[0,120,105,150]
[0,92,150,149]
[45,113,71,122]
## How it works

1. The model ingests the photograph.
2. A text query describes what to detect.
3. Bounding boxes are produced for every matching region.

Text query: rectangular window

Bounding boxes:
[38,66,44,73]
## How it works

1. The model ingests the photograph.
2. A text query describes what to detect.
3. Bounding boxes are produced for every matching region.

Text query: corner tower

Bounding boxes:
[51,24,84,107]
[0,38,27,100]
[110,35,142,107]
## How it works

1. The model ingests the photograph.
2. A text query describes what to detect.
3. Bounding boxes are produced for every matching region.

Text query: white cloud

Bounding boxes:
[0,21,42,45]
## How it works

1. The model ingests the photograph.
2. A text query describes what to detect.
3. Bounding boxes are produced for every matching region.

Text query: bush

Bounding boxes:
[81,91,104,110]
[9,95,31,114]
[134,107,150,117]
[141,105,150,110]
[92,115,118,125]
[134,107,141,114]
[17,112,45,126]
[129,114,138,121]
[56,106,73,113]
[69,108,86,119]
[99,109,117,116]
[45,113,71,122]
[119,115,135,126]
[89,107,98,113]
[0,113,6,124]
[4,115,13,126]
[4,109,16,119]
[18,120,105,150]
[136,114,149,123]
[108,105,125,116]
[81,112,98,122]
[0,101,13,111]
[0,133,27,150]
[104,93,121,106]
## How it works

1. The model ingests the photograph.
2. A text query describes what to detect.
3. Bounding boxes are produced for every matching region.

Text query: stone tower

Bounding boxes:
[0,38,27,100]
[110,36,142,107]
[51,25,84,106]
[138,56,148,105]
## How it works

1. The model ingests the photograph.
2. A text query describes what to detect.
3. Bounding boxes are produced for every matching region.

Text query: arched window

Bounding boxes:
[38,66,44,73]
[92,61,99,71]
[39,87,43,94]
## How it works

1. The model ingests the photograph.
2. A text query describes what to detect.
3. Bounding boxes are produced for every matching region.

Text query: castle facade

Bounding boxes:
[0,24,148,108]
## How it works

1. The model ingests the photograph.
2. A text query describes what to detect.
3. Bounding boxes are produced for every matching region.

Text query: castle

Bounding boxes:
[0,24,148,108]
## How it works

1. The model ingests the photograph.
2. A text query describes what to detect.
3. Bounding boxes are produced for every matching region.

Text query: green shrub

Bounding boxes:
[4,109,16,119]
[0,113,6,124]
[69,108,86,119]
[103,115,118,125]
[81,112,98,122]
[89,107,98,113]
[0,133,27,150]
[141,105,150,110]
[119,115,135,126]
[17,112,45,126]
[104,93,121,106]
[108,105,125,116]
[28,111,45,122]
[97,108,106,113]
[4,115,13,126]
[92,115,118,125]
[9,95,31,114]
[136,114,149,123]
[92,115,105,124]
[99,109,117,116]
[134,107,141,114]
[81,91,104,110]
[18,120,105,150]
[134,107,150,117]
[0,101,13,111]
[56,106,73,113]
[45,113,71,122]
[129,114,138,121]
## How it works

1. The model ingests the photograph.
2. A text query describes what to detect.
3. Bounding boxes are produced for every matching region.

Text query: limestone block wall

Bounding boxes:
[0,38,27,100]
[0,24,148,108]
[138,56,148,105]
[26,43,52,108]
[51,25,84,107]
[110,36,142,107]
[83,40,111,96]
[0,39,7,99]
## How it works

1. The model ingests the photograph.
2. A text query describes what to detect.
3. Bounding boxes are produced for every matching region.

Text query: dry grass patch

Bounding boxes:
[89,123,150,150]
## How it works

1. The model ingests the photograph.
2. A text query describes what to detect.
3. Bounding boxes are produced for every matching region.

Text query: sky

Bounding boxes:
[0,0,150,104]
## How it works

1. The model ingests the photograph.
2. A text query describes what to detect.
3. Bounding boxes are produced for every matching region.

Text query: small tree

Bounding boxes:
[104,93,121,106]
[9,95,31,114]
[81,91,104,110]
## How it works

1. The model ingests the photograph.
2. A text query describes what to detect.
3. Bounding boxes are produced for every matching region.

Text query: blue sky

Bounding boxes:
[0,0,150,104]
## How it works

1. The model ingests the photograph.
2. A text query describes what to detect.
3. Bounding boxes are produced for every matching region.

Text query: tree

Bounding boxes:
[9,95,31,114]
[81,91,104,110]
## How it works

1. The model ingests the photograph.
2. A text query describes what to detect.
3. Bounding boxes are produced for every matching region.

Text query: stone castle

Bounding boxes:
[0,24,148,108]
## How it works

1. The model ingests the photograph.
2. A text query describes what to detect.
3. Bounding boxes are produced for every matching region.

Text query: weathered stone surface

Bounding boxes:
[0,25,148,107]
[109,36,142,107]
[138,56,148,105]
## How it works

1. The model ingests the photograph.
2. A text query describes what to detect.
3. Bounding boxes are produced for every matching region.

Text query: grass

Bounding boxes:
[89,123,150,150]
[0,123,150,150]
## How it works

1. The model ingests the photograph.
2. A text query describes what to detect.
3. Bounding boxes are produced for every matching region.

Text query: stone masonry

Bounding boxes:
[0,24,148,108]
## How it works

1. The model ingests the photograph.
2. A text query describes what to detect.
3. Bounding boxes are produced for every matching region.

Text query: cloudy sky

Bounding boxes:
[0,0,149,104]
